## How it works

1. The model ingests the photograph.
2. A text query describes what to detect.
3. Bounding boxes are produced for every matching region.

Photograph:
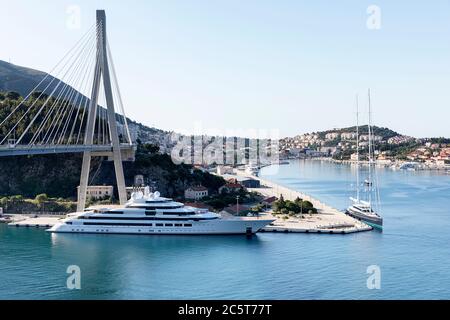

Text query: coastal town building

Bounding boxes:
[325,132,339,140]
[134,174,145,186]
[341,132,357,140]
[184,186,209,200]
[360,134,382,142]
[221,204,251,216]
[216,165,234,175]
[387,135,415,145]
[77,185,113,201]
[222,175,260,189]
[262,196,277,208]
[219,183,244,194]
[319,147,338,156]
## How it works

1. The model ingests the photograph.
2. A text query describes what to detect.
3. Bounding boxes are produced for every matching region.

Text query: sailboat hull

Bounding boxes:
[345,208,383,229]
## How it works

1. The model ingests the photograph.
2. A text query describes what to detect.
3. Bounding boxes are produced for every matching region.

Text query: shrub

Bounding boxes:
[35,193,48,203]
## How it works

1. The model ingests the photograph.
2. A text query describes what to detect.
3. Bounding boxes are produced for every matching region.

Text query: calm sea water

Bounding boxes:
[1,159,449,299]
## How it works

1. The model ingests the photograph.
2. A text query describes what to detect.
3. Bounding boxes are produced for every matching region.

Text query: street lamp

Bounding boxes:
[236,195,240,216]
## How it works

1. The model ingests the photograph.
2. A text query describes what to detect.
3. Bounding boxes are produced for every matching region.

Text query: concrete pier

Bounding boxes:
[7,216,63,228]
[232,170,373,234]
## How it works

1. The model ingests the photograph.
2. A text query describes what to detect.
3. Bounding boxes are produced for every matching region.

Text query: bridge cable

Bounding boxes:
[107,40,132,145]
[0,23,97,131]
[66,28,100,145]
[49,32,98,145]
[57,31,99,145]
[41,29,97,145]
[4,25,97,146]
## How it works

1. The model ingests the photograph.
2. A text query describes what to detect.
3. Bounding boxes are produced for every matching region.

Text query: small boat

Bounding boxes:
[399,162,419,171]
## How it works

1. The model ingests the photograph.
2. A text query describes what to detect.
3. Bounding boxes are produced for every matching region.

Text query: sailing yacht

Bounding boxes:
[346,91,383,230]
[47,187,275,235]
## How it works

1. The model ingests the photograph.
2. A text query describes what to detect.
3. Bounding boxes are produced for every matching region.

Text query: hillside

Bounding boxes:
[0,60,55,97]
[0,60,224,199]
[0,142,225,199]
[279,125,421,160]
[0,60,171,146]
[312,126,400,140]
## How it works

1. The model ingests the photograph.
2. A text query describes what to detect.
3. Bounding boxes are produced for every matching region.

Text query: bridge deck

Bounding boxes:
[0,144,135,157]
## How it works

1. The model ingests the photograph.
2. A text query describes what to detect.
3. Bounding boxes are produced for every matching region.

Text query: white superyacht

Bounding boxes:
[47,187,274,235]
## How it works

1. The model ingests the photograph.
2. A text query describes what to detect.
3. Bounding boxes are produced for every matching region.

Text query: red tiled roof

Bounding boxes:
[223,204,251,214]
[263,196,277,203]
[223,183,242,188]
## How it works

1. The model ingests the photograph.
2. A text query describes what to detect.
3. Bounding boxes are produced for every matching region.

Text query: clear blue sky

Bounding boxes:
[1,0,449,138]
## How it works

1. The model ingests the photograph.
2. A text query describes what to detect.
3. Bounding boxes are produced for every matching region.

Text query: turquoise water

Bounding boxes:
[1,159,449,299]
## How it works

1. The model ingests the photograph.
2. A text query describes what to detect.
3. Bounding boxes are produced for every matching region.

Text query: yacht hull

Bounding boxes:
[47,218,274,235]
[345,209,383,230]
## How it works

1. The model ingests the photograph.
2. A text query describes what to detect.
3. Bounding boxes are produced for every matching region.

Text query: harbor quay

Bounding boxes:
[3,173,372,234]
[232,170,372,234]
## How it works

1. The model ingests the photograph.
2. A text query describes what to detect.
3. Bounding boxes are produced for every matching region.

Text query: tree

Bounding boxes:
[35,193,48,203]
[294,197,303,205]
[302,200,314,210]
[273,194,286,212]
[35,193,48,211]
[6,91,21,100]
[10,195,23,202]
[31,91,49,100]
[285,201,298,213]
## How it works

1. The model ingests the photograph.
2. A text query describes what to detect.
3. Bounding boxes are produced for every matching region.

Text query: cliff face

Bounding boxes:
[0,145,225,200]
[0,153,83,198]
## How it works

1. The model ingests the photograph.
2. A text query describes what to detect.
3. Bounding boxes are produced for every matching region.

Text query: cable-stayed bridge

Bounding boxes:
[0,10,135,211]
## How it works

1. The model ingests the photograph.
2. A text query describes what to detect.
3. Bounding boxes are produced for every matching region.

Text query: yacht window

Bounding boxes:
[129,205,183,209]
[184,224,192,227]
[156,223,163,227]
[175,224,182,227]
[165,223,173,227]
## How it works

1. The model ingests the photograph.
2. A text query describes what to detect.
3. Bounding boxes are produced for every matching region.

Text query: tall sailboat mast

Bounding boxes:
[367,89,373,205]
[356,95,360,201]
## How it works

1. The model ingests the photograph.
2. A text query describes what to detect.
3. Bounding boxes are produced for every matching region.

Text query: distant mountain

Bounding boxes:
[0,60,171,148]
[0,60,57,97]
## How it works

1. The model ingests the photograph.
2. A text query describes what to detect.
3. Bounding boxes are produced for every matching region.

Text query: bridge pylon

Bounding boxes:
[77,10,127,212]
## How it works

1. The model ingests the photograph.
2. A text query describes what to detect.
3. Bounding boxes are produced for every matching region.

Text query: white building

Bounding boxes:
[216,165,234,175]
[325,132,339,140]
[77,185,113,201]
[184,186,209,200]
[134,174,145,186]
[360,135,382,142]
[341,132,357,140]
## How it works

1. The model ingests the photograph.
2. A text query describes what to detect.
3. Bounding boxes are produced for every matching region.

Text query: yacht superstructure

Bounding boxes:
[47,187,274,235]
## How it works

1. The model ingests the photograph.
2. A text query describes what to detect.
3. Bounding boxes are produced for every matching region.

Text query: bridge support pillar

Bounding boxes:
[77,10,127,212]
